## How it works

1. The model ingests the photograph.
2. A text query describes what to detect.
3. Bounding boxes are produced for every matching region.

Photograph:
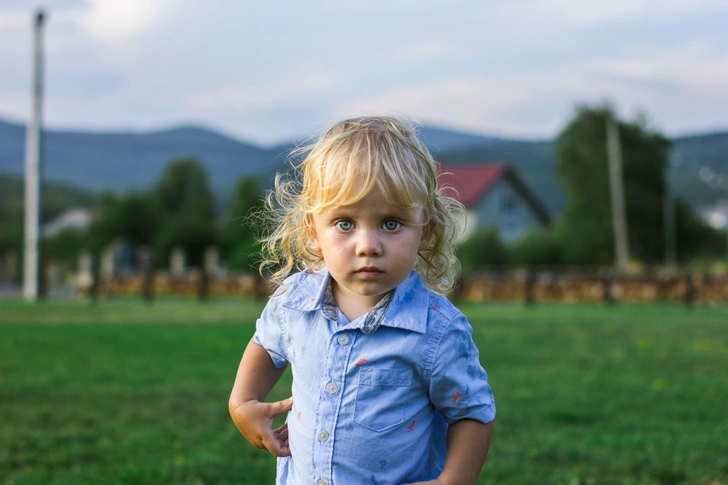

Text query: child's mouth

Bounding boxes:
[356,266,383,278]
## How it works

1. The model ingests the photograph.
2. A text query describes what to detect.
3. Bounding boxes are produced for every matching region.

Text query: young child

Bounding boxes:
[229,116,495,485]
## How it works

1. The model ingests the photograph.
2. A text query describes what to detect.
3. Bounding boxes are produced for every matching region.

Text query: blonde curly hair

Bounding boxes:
[258,116,464,294]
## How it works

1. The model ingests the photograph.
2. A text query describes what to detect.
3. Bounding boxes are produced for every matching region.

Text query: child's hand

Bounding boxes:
[230,396,293,457]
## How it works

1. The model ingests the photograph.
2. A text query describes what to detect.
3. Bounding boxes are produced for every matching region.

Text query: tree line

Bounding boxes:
[1,103,725,281]
[0,159,264,278]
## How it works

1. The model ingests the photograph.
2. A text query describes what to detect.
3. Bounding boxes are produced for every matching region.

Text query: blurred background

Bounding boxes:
[1,2,727,484]
[1,1,728,297]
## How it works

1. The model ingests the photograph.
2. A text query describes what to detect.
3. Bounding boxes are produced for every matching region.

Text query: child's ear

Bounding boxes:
[310,234,320,251]
[304,217,320,251]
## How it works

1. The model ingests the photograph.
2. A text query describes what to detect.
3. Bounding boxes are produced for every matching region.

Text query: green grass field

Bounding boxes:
[1,298,727,485]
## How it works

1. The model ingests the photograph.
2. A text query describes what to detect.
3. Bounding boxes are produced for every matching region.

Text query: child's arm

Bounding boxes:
[405,418,493,485]
[228,338,293,457]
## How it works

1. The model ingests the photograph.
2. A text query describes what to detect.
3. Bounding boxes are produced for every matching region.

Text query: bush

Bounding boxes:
[509,229,562,268]
[456,226,508,273]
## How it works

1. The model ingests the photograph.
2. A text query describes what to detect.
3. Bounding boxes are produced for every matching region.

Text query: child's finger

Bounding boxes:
[268,397,293,416]
[274,423,289,442]
[263,431,292,457]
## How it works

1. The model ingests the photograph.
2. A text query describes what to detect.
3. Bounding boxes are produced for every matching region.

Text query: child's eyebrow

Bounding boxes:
[371,208,423,222]
[333,206,414,217]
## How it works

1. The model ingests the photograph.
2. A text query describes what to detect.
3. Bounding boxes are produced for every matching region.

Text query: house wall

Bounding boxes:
[469,179,543,242]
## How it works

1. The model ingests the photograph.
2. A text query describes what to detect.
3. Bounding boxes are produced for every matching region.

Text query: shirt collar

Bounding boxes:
[282,269,430,334]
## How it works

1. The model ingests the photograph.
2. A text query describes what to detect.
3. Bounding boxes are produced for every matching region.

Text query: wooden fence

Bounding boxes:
[84,270,728,305]
[455,271,727,304]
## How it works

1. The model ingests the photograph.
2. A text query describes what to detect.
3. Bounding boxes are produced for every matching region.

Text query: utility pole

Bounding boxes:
[23,9,46,301]
[606,113,630,273]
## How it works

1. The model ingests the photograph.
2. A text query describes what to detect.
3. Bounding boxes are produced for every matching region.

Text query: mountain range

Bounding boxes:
[1,117,727,215]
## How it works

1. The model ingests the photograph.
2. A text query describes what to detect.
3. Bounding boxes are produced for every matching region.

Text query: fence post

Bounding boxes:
[38,254,48,299]
[77,250,92,297]
[197,267,209,302]
[89,251,100,302]
[170,246,186,278]
[101,244,116,278]
[524,270,536,306]
[602,273,614,305]
[1,250,19,283]
[139,246,154,303]
[204,246,219,278]
[197,246,219,302]
[683,272,695,308]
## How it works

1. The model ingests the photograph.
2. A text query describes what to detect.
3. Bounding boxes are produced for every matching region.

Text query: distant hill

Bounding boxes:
[0,118,504,203]
[0,118,290,202]
[416,125,501,154]
[2,117,727,216]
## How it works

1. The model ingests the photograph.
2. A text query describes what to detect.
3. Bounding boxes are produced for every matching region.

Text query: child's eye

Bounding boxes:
[383,220,401,231]
[336,220,354,231]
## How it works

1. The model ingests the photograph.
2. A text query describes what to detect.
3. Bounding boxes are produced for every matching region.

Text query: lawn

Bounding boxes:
[1,298,727,485]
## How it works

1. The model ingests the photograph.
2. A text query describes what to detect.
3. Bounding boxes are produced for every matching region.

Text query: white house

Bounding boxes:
[41,207,93,237]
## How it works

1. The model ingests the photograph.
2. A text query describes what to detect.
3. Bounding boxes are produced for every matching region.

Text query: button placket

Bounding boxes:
[312,331,354,484]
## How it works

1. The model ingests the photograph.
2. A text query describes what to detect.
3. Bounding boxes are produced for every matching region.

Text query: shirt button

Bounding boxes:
[337,334,350,346]
[326,382,338,394]
[317,429,330,442]
[317,480,327,485]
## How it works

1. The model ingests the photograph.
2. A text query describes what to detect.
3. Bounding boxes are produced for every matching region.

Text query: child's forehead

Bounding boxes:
[316,187,423,216]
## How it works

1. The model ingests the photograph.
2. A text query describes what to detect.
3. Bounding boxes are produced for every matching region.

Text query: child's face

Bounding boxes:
[309,187,429,311]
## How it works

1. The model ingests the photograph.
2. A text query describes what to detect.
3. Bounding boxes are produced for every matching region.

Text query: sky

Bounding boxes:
[1,0,727,146]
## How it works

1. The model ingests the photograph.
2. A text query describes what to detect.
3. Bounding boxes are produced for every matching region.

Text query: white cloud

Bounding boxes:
[76,0,171,43]
[494,0,728,28]
[590,42,728,92]
[186,71,345,113]
[328,57,728,139]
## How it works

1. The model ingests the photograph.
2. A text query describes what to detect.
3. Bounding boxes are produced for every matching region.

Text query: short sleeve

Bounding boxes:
[253,296,289,368]
[429,313,495,425]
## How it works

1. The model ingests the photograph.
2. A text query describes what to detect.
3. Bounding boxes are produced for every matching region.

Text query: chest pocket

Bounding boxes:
[354,367,413,432]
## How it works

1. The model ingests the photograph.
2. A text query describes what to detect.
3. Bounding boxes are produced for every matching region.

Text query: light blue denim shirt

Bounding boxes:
[254,268,495,485]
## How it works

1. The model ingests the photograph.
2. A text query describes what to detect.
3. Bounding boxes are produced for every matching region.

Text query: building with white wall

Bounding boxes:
[438,163,551,243]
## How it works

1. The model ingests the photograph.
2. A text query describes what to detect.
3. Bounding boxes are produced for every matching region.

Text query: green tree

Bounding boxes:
[0,174,94,264]
[151,157,217,267]
[0,206,22,255]
[0,206,22,283]
[42,228,86,269]
[222,177,264,272]
[87,190,159,254]
[555,105,671,265]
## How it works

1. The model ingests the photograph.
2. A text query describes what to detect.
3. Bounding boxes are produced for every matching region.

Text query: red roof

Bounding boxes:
[438,163,507,207]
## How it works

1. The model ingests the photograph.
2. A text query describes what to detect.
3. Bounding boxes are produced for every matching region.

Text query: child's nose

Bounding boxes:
[355,229,382,257]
